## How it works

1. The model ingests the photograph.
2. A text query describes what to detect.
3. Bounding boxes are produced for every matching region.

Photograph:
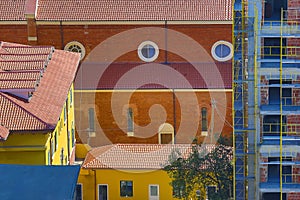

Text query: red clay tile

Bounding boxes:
[36,0,232,21]
[82,144,217,169]
[0,41,80,139]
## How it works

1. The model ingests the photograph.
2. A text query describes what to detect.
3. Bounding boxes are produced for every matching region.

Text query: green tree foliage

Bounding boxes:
[164,138,233,200]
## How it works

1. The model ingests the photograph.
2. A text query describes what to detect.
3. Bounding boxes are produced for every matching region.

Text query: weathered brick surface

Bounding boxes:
[288,192,300,200]
[0,23,232,62]
[75,91,232,146]
[0,25,28,44]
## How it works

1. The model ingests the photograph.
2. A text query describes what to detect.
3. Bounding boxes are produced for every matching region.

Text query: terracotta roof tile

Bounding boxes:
[0,54,50,61]
[0,61,47,71]
[82,144,216,169]
[1,46,54,55]
[0,41,80,138]
[36,0,232,21]
[0,0,26,21]
[0,71,41,80]
[0,80,37,89]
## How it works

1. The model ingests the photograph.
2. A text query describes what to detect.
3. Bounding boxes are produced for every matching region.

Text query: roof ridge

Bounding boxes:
[0,93,53,129]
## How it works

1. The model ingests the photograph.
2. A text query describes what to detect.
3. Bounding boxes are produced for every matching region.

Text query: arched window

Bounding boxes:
[64,41,86,60]
[201,107,208,136]
[127,108,134,136]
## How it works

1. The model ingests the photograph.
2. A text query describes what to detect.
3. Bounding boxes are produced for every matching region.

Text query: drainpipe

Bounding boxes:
[165,20,168,64]
[60,20,64,50]
[173,89,176,143]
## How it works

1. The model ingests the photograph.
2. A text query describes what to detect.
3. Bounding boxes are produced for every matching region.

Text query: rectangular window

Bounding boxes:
[98,185,108,200]
[201,107,208,136]
[75,184,82,200]
[88,108,95,132]
[47,150,51,165]
[60,148,64,165]
[51,138,55,155]
[64,104,67,124]
[120,180,133,197]
[71,121,75,147]
[207,185,217,200]
[70,87,73,107]
[263,115,287,136]
[269,80,292,105]
[149,185,159,200]
[54,131,58,151]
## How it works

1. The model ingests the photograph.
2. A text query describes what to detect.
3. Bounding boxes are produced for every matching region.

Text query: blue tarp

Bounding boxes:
[0,164,80,200]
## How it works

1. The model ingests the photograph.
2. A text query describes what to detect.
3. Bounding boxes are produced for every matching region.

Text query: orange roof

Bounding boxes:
[0,41,80,139]
[35,0,232,21]
[82,144,216,169]
[0,0,26,21]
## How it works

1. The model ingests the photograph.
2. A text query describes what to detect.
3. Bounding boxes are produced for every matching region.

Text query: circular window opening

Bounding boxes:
[64,41,86,60]
[138,41,159,62]
[211,41,233,62]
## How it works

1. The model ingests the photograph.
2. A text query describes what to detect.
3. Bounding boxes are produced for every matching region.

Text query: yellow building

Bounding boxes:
[0,42,80,165]
[77,144,198,200]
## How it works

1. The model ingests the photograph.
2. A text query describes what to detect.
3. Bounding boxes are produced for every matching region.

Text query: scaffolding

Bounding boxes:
[233,0,256,199]
[234,0,300,199]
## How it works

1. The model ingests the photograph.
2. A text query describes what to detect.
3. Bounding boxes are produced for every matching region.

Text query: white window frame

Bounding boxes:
[98,184,109,200]
[149,184,159,200]
[137,41,159,62]
[211,40,233,62]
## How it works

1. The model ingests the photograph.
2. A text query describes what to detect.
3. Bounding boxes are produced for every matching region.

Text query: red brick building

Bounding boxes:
[0,0,233,146]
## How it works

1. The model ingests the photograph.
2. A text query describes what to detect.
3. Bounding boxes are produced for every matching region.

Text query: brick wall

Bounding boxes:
[74,90,232,146]
[261,76,268,105]
[35,24,232,62]
[0,22,231,62]
[288,0,300,9]
[260,156,268,182]
[288,192,300,200]
[0,25,28,44]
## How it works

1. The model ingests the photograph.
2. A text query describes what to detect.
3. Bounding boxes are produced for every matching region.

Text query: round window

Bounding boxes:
[211,41,233,62]
[64,41,86,60]
[138,41,159,62]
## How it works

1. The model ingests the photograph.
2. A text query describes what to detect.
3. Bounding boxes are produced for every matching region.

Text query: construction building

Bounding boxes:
[233,0,300,199]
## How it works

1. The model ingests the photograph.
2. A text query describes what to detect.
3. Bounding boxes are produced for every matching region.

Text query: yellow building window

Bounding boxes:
[120,180,133,197]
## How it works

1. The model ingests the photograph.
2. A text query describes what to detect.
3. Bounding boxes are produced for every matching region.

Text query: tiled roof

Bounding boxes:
[0,61,47,71]
[0,0,26,21]
[0,41,80,138]
[0,80,37,89]
[36,0,232,21]
[75,62,232,90]
[82,144,216,169]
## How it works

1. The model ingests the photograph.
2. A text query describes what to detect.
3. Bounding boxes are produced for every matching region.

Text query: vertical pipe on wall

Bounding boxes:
[60,20,64,50]
[165,20,168,64]
[173,89,176,143]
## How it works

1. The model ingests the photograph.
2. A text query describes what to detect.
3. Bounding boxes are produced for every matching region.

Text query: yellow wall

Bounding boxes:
[0,84,75,165]
[78,168,181,200]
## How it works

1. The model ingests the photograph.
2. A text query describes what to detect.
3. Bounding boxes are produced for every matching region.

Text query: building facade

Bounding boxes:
[0,0,233,147]
[0,42,80,165]
[77,144,219,200]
